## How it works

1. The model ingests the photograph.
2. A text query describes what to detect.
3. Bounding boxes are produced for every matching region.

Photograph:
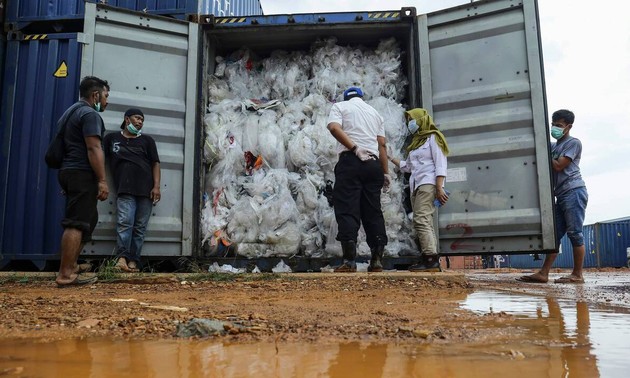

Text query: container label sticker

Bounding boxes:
[447,167,467,182]
[54,61,68,78]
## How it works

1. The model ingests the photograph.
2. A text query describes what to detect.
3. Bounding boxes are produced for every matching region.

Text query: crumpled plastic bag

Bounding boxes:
[207,262,245,274]
[271,260,292,273]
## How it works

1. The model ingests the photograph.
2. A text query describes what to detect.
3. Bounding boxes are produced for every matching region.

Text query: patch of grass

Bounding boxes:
[0,273,52,284]
[96,258,123,281]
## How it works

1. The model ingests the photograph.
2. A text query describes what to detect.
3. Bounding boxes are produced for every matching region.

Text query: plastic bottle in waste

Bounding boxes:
[434,189,451,208]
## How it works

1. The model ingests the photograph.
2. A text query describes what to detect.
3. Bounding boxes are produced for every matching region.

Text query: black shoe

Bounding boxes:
[334,241,357,272]
[409,255,441,272]
[368,245,384,272]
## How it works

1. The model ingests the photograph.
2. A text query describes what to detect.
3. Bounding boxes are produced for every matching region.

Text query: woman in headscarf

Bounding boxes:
[389,108,449,271]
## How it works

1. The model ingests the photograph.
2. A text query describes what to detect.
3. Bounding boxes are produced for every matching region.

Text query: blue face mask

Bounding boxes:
[407,119,419,134]
[94,103,101,112]
[550,126,565,140]
[126,123,141,136]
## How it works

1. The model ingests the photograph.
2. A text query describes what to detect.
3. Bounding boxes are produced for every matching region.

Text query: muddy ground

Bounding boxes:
[1,269,628,344]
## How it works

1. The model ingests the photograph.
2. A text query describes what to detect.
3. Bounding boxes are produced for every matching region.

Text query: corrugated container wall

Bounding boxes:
[506,221,630,269]
[198,0,262,16]
[0,34,5,103]
[0,33,82,269]
[5,0,194,27]
[5,0,263,28]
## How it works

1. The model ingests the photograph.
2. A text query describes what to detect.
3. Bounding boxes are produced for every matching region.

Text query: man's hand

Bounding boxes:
[97,180,109,201]
[355,147,376,161]
[151,187,161,205]
[383,174,392,192]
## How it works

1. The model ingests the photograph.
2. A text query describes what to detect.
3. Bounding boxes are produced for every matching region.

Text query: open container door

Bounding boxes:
[80,3,199,257]
[418,0,554,256]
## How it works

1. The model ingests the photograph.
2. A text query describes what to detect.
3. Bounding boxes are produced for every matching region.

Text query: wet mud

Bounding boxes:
[1,270,629,377]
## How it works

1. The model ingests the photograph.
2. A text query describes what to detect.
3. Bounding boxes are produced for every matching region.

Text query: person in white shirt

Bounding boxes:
[390,108,449,272]
[326,87,391,272]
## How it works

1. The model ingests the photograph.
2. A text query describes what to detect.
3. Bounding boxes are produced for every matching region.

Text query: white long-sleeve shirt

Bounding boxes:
[399,134,447,192]
[327,97,385,155]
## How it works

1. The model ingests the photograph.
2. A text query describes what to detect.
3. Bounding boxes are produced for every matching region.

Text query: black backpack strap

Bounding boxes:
[56,102,89,136]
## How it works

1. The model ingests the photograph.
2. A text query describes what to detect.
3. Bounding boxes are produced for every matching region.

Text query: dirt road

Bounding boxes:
[1,269,628,343]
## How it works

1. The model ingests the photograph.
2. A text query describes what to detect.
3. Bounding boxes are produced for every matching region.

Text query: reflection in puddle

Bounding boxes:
[463,290,630,378]
[1,290,629,377]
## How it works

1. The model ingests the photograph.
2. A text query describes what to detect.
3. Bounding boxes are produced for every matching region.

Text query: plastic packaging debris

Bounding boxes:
[207,262,245,274]
[203,37,415,259]
[271,260,292,273]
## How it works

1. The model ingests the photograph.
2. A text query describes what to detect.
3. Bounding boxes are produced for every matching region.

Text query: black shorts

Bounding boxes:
[58,169,98,243]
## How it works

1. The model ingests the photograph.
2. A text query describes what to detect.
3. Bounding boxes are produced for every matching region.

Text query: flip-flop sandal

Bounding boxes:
[57,274,98,288]
[554,276,585,284]
[516,275,548,283]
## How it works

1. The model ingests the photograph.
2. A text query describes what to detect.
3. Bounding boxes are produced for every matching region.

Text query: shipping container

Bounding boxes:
[1,0,555,269]
[5,0,195,28]
[5,0,263,31]
[507,219,630,269]
[197,0,262,17]
[0,32,82,269]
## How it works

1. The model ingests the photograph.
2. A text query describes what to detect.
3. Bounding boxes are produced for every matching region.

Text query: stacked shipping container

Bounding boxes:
[0,0,558,270]
[507,219,630,269]
[5,0,263,28]
[0,0,262,269]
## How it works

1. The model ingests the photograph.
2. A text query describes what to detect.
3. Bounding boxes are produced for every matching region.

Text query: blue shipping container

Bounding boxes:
[197,0,262,16]
[507,221,630,269]
[0,34,5,107]
[5,0,195,26]
[5,0,263,28]
[0,33,82,269]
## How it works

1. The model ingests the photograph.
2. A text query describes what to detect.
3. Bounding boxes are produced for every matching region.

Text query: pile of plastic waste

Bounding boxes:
[201,37,416,259]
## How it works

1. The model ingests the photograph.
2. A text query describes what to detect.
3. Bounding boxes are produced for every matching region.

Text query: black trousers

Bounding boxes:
[333,152,388,248]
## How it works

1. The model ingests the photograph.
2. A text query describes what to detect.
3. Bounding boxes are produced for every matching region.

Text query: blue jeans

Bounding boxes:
[555,186,588,248]
[116,194,153,264]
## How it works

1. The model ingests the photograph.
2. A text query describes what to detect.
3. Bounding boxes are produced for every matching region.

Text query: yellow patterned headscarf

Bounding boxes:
[405,108,449,156]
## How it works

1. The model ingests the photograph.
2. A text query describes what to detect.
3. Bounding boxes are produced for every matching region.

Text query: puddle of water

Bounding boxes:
[462,290,630,378]
[1,290,629,377]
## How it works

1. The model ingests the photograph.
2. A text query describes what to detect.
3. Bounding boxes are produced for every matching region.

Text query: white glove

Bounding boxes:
[355,147,376,161]
[383,174,392,192]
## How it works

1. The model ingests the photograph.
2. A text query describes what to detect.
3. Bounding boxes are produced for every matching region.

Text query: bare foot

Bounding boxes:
[516,272,548,283]
[554,275,585,284]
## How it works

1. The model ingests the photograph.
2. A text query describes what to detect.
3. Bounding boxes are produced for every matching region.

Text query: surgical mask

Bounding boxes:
[407,119,419,134]
[550,126,565,140]
[127,123,141,136]
[93,103,101,112]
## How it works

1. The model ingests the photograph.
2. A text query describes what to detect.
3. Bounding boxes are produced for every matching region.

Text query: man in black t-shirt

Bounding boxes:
[55,76,110,287]
[103,108,161,272]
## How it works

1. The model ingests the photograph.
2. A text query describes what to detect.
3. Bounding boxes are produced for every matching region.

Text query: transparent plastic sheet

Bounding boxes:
[203,37,415,260]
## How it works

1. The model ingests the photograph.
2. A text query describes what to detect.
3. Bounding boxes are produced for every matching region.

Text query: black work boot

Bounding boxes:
[334,241,357,272]
[368,245,384,272]
[409,254,441,272]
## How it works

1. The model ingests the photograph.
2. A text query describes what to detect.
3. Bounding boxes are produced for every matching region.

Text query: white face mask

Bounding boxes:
[407,119,419,134]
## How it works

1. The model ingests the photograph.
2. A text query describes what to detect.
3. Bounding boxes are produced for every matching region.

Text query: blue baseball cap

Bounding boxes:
[343,87,364,101]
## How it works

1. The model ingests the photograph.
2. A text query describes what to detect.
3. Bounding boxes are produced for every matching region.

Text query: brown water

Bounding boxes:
[1,290,629,377]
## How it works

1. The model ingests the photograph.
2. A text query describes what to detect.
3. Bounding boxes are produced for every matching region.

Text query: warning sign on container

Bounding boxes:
[53,61,68,78]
